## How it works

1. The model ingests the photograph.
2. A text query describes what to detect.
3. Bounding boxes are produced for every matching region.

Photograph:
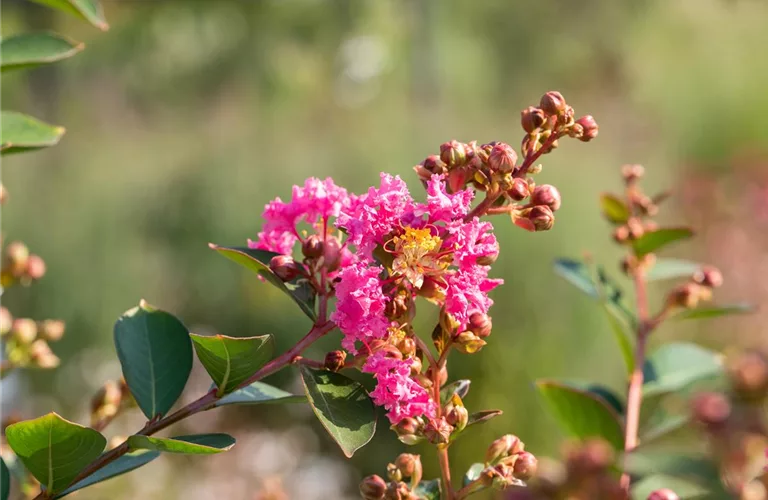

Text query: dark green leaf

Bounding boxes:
[439,380,471,403]
[209,244,316,321]
[1,33,83,72]
[632,227,694,257]
[645,259,701,282]
[29,0,108,30]
[630,474,709,500]
[215,381,305,407]
[600,193,630,224]
[299,366,376,458]
[535,380,624,450]
[127,434,235,455]
[55,450,159,498]
[0,111,65,155]
[1,458,9,500]
[463,463,485,487]
[643,343,723,399]
[113,300,193,419]
[674,303,756,321]
[190,334,273,396]
[413,479,441,500]
[5,413,106,494]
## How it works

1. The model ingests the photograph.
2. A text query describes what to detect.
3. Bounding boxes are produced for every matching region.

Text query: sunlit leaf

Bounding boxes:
[600,193,630,224]
[190,334,273,395]
[215,381,305,407]
[127,434,235,455]
[440,380,471,403]
[642,343,723,399]
[55,450,159,498]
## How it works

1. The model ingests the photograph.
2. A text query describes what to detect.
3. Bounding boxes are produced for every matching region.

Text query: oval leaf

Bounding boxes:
[600,193,630,224]
[413,479,441,500]
[215,381,306,407]
[299,366,376,458]
[5,413,106,495]
[439,379,471,403]
[209,244,316,321]
[535,380,624,450]
[1,33,83,72]
[674,303,755,321]
[55,450,159,498]
[645,258,701,282]
[29,0,109,30]
[113,301,193,420]
[1,458,9,500]
[643,343,723,399]
[127,434,235,455]
[0,111,65,155]
[632,227,694,257]
[190,334,273,396]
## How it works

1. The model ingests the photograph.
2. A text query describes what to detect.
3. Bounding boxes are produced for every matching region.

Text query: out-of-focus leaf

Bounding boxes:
[413,479,441,499]
[440,380,471,403]
[29,0,109,31]
[642,343,723,399]
[600,193,630,224]
[1,33,83,72]
[215,381,305,407]
[640,414,691,447]
[645,259,701,282]
[209,244,316,321]
[127,434,235,455]
[55,450,159,498]
[630,474,709,500]
[625,451,729,496]
[632,228,694,257]
[674,303,756,321]
[1,111,64,155]
[299,366,376,458]
[190,334,273,395]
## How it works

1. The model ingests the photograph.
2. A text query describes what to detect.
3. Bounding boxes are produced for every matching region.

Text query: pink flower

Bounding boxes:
[446,218,499,269]
[444,266,503,330]
[363,351,436,424]
[417,174,474,223]
[331,261,390,354]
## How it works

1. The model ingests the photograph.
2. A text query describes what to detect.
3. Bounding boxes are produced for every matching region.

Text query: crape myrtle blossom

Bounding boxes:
[363,351,437,424]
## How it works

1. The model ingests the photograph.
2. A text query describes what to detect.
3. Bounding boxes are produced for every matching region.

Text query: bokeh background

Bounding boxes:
[2,0,768,498]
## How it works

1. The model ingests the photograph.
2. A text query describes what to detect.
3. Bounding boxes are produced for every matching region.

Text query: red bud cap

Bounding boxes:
[528,206,555,231]
[269,255,302,282]
[301,235,324,259]
[539,91,567,116]
[468,312,492,338]
[440,140,467,167]
[693,266,723,288]
[508,178,530,201]
[531,185,562,212]
[359,475,387,500]
[488,143,518,172]
[648,489,680,500]
[513,452,538,481]
[575,115,598,142]
[521,106,547,133]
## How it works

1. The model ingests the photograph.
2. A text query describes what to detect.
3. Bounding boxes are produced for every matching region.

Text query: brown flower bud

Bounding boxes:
[729,351,768,398]
[393,417,420,436]
[29,339,59,369]
[531,185,562,212]
[324,350,346,372]
[38,320,65,342]
[414,164,432,183]
[4,241,29,276]
[440,140,467,167]
[269,255,303,282]
[453,331,487,354]
[513,452,538,481]
[621,164,645,184]
[521,106,547,133]
[691,391,731,427]
[424,417,453,444]
[468,312,492,338]
[360,475,387,500]
[0,307,13,336]
[693,266,723,289]
[91,380,123,426]
[565,439,615,475]
[323,236,343,272]
[408,356,423,377]
[488,143,518,172]
[301,235,324,259]
[445,405,468,432]
[394,453,421,479]
[507,178,530,201]
[648,488,680,500]
[539,91,567,116]
[486,435,522,463]
[528,205,555,232]
[575,115,598,142]
[422,155,447,173]
[25,255,46,280]
[12,318,38,344]
[398,337,416,358]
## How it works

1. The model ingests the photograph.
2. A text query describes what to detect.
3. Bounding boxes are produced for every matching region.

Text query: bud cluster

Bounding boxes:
[1,307,64,373]
[475,434,537,491]
[360,453,423,500]
[1,240,46,288]
[664,265,723,311]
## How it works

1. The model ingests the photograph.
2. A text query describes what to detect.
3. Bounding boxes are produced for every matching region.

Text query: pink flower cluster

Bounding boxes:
[364,351,437,424]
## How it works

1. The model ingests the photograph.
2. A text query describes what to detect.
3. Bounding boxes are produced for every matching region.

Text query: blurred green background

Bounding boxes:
[2,0,767,498]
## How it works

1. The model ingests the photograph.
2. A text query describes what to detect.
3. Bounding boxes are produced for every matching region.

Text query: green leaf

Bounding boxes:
[600,193,630,224]
[632,227,694,257]
[643,343,723,399]
[413,479,441,500]
[624,451,729,496]
[190,334,273,396]
[535,380,624,450]
[113,300,193,420]
[215,381,305,407]
[5,413,106,495]
[553,258,600,298]
[29,0,109,31]
[463,463,485,487]
[1,33,83,72]
[631,474,709,500]
[467,409,503,427]
[0,111,65,155]
[127,434,235,455]
[439,380,471,403]
[55,450,159,498]
[674,303,756,321]
[639,414,695,451]
[210,244,316,321]
[645,258,701,282]
[299,366,376,458]
[1,458,9,500]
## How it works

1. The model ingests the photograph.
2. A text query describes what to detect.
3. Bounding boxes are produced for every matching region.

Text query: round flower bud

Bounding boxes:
[5,241,29,276]
[440,140,467,167]
[447,169,469,193]
[394,453,421,479]
[393,417,420,437]
[301,235,324,259]
[38,320,65,342]
[422,155,447,173]
[30,339,59,369]
[513,452,538,481]
[445,404,468,432]
[666,283,704,309]
[539,91,567,116]
[0,307,13,336]
[528,205,555,232]
[322,236,343,272]
[627,218,645,240]
[424,417,453,444]
[324,350,347,372]
[691,391,731,427]
[728,351,768,398]
[468,312,492,338]
[12,318,37,344]
[521,106,547,133]
[621,164,645,184]
[531,184,561,212]
[648,488,680,500]
[508,178,530,201]
[425,364,448,387]
[25,255,47,280]
[488,143,518,173]
[693,266,723,289]
[575,115,598,142]
[359,475,387,500]
[269,255,302,282]
[486,434,522,464]
[613,226,630,244]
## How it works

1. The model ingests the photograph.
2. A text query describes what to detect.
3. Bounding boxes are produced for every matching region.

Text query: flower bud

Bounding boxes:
[693,266,723,289]
[648,489,680,500]
[728,351,768,398]
[575,115,598,142]
[269,255,302,282]
[513,452,538,481]
[468,312,492,338]
[12,318,37,344]
[29,339,59,369]
[445,405,468,432]
[394,453,421,479]
[447,169,469,193]
[301,235,324,259]
[621,164,645,184]
[440,140,467,167]
[539,91,567,116]
[423,155,447,173]
[0,307,13,336]
[409,356,422,377]
[424,417,453,445]
[392,417,424,445]
[565,439,614,475]
[425,364,448,387]
[531,185,561,212]
[453,331,487,354]
[4,241,29,276]
[521,106,547,133]
[324,350,346,372]
[486,434,522,463]
[25,255,47,280]
[38,320,65,342]
[614,226,630,244]
[528,205,555,232]
[323,236,343,272]
[626,218,645,240]
[360,475,387,500]
[488,143,518,173]
[666,283,705,309]
[691,391,731,427]
[91,380,123,426]
[507,178,530,201]
[387,463,402,482]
